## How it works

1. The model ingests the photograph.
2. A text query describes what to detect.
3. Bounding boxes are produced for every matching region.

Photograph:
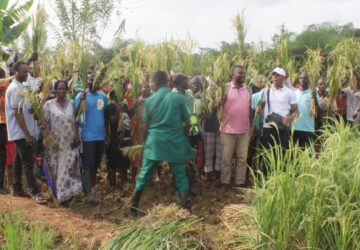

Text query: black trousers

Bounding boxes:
[82,140,105,187]
[293,131,315,148]
[0,124,6,188]
[13,138,40,195]
[261,127,291,176]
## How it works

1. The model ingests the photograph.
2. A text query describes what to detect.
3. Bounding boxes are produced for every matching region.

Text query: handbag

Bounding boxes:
[265,89,286,130]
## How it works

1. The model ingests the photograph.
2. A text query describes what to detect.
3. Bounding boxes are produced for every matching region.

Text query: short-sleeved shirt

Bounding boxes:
[172,88,194,113]
[203,107,219,133]
[143,86,193,162]
[75,91,108,141]
[262,85,297,128]
[343,87,360,122]
[293,89,320,133]
[5,80,36,141]
[336,91,347,117]
[0,78,10,124]
[220,82,251,134]
[252,90,264,131]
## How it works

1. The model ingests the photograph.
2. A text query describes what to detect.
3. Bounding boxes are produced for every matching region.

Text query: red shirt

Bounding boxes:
[336,92,347,116]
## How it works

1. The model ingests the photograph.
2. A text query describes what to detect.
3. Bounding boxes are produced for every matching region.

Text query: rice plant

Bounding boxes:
[178,33,197,77]
[234,120,360,250]
[232,9,247,60]
[128,40,146,99]
[101,204,209,250]
[303,48,323,116]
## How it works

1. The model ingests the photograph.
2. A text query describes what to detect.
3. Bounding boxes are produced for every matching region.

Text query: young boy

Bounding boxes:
[106,90,131,192]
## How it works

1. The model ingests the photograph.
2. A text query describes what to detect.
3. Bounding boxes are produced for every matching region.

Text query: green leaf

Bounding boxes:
[16,0,33,12]
[5,0,33,22]
[0,0,9,12]
[0,17,31,45]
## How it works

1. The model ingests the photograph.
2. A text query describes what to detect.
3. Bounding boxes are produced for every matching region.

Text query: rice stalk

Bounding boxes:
[120,144,143,161]
[179,33,197,77]
[128,40,146,99]
[303,48,323,117]
[276,33,289,68]
[234,121,360,249]
[101,204,209,250]
[232,9,247,60]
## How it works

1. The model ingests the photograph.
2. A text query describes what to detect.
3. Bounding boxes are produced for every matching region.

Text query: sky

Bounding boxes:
[10,0,360,49]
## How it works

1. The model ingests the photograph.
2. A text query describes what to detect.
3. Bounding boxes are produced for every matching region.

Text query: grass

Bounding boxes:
[0,211,58,250]
[101,204,210,250]
[230,120,360,250]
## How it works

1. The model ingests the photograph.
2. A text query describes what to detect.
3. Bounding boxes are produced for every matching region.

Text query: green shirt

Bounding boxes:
[143,86,193,162]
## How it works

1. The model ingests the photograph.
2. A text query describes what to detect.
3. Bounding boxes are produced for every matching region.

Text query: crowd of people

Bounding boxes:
[1,54,360,215]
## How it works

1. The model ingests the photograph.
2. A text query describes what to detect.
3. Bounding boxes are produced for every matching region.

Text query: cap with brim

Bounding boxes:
[271,67,286,77]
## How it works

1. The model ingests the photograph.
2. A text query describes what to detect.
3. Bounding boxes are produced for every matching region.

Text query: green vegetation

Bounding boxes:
[101,204,209,250]
[231,121,360,250]
[0,211,58,250]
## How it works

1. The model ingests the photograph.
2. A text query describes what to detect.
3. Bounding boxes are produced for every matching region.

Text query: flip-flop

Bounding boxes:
[32,193,48,204]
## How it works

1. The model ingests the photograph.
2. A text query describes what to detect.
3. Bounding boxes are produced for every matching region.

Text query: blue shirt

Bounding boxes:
[251,91,264,131]
[293,89,319,133]
[75,91,108,141]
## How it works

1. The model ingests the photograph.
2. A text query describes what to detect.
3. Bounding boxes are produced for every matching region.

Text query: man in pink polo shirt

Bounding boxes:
[219,65,252,190]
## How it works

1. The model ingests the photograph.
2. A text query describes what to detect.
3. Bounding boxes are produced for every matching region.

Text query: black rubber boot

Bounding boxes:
[179,191,192,212]
[82,169,100,204]
[82,169,92,197]
[186,165,201,196]
[130,189,143,217]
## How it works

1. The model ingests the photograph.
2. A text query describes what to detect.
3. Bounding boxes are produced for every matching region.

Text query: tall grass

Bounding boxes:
[234,120,360,250]
[0,212,58,250]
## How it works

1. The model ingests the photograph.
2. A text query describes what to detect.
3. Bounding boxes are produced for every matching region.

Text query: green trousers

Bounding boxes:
[135,158,189,192]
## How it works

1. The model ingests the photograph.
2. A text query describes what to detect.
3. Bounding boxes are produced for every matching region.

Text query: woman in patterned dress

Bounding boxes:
[43,80,82,203]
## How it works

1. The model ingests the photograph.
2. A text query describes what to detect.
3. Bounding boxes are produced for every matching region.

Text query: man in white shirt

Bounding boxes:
[260,67,298,175]
[5,61,46,204]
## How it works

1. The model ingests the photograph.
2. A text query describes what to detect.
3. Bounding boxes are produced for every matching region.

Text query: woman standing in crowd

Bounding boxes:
[43,80,83,204]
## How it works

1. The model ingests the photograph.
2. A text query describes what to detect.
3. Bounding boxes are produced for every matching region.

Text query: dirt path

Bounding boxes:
[0,195,120,248]
[0,169,246,249]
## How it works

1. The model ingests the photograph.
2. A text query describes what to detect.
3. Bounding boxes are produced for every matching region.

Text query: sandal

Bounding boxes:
[0,187,9,194]
[32,193,47,204]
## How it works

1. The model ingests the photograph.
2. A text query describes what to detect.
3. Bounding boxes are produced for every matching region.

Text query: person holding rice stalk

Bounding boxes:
[130,71,193,216]
[4,61,47,204]
[43,80,83,205]
[292,72,320,148]
[345,67,360,124]
[259,67,298,176]
[75,72,108,203]
[218,65,252,192]
[172,73,201,195]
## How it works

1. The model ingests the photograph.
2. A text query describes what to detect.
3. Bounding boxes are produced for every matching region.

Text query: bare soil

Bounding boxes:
[0,166,246,249]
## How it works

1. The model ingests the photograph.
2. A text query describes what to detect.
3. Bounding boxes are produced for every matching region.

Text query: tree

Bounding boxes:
[53,0,123,45]
[22,5,48,56]
[0,0,33,58]
[288,22,360,63]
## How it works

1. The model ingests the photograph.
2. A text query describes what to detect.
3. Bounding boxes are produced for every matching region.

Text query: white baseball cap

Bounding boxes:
[271,67,286,77]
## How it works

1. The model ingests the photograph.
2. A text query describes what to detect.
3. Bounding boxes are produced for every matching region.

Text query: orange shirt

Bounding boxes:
[0,78,10,124]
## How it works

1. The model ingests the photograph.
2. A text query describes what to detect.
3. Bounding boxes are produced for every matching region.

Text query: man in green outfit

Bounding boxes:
[130,71,193,216]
